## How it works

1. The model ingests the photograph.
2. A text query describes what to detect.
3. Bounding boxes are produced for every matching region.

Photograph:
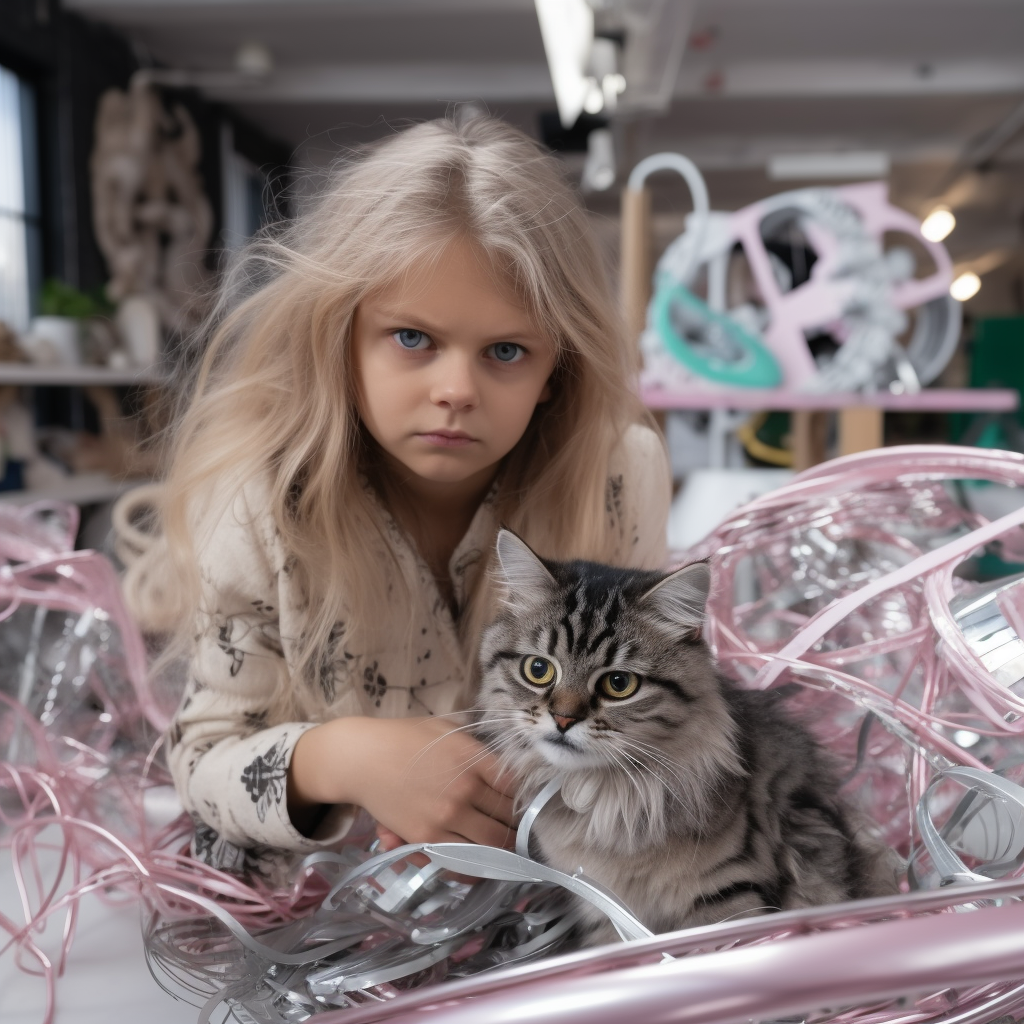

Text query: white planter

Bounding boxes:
[27,316,82,366]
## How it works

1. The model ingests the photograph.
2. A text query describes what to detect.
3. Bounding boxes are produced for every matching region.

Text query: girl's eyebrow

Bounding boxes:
[370,307,445,335]
[369,305,544,344]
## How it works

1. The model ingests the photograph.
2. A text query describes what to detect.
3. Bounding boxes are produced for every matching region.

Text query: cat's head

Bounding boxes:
[477,530,737,799]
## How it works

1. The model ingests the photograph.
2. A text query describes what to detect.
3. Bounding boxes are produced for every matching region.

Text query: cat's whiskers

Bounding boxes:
[486,728,529,766]
[421,709,483,721]
[612,736,722,843]
[412,715,526,765]
[609,748,664,814]
[611,736,696,791]
[612,733,689,766]
[433,750,495,791]
[616,734,727,799]
[407,718,531,795]
[609,743,678,814]
[599,744,653,812]
[713,903,782,924]
[593,744,675,848]
[477,728,539,788]
[612,744,666,789]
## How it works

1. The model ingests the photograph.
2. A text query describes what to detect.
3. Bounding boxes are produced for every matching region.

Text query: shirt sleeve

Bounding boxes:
[607,422,672,570]
[167,484,354,854]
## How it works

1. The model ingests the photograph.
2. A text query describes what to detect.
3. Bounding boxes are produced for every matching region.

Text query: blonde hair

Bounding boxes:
[133,113,654,720]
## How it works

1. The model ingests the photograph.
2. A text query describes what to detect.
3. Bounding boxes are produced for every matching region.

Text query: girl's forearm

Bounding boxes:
[286,714,517,849]
[287,717,372,826]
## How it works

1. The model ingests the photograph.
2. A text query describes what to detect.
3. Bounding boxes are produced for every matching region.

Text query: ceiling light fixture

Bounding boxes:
[535,0,595,128]
[581,127,616,191]
[950,271,981,302]
[921,207,956,243]
[235,41,273,78]
[767,151,891,181]
[583,79,605,115]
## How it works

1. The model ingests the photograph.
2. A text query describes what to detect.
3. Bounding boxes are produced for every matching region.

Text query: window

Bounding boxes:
[220,120,269,250]
[0,64,40,334]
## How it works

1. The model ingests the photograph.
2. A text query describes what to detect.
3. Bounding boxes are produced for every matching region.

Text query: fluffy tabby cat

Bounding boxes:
[476,530,896,945]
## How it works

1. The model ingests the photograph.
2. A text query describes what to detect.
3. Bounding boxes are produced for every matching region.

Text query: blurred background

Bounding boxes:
[0,0,1023,545]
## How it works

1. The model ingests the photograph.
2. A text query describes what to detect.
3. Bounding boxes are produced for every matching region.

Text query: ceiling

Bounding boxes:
[64,0,1024,310]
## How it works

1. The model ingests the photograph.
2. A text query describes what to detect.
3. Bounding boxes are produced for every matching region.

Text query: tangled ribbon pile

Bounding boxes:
[9,445,1024,1024]
[0,503,330,1022]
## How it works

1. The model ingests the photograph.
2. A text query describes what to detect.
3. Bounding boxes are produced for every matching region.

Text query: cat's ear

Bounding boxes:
[640,561,711,638]
[494,529,556,606]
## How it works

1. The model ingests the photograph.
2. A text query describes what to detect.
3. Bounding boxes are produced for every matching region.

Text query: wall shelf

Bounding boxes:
[0,472,147,507]
[643,386,1021,470]
[0,363,163,387]
[642,386,1020,413]
[0,365,160,506]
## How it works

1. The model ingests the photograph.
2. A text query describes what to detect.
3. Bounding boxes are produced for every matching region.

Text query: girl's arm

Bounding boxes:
[288,715,517,848]
[166,485,351,853]
[167,483,515,856]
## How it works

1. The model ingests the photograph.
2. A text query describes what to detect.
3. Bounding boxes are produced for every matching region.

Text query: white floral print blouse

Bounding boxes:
[159,424,671,879]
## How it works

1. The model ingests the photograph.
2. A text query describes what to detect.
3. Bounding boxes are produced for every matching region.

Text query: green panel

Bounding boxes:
[950,317,1024,442]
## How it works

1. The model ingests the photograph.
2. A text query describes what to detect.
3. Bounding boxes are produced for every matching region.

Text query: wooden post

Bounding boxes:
[838,407,884,456]
[790,410,829,471]
[620,186,652,344]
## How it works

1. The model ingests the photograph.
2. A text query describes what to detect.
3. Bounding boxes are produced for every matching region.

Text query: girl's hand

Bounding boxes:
[374,823,407,853]
[289,716,518,849]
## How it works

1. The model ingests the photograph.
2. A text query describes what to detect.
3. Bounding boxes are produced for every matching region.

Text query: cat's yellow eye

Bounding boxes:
[521,656,556,687]
[597,671,640,700]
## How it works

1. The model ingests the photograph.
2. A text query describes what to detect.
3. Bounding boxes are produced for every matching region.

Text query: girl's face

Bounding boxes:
[352,237,556,496]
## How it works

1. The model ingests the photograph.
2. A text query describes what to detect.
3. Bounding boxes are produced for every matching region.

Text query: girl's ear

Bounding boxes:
[639,561,711,637]
[494,529,556,605]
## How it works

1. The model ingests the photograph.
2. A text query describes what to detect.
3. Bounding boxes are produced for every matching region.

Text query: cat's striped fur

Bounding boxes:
[476,531,896,946]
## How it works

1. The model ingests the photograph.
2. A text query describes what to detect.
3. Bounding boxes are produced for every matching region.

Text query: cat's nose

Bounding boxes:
[552,713,578,733]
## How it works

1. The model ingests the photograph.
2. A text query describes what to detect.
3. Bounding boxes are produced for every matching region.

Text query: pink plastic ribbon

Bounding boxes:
[9,450,1024,1024]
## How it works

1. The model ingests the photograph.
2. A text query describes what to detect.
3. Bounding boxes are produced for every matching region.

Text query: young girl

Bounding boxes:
[120,113,671,879]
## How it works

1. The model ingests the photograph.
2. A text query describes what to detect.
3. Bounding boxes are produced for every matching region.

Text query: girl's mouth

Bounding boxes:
[417,431,476,448]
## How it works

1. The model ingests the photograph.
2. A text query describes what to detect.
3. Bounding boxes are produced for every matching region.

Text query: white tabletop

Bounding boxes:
[0,879,199,1024]
[1,825,199,1024]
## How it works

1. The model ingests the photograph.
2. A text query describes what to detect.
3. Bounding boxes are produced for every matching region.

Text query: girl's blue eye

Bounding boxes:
[490,342,524,363]
[394,329,430,350]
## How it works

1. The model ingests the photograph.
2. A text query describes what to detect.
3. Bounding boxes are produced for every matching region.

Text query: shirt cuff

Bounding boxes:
[186,721,356,853]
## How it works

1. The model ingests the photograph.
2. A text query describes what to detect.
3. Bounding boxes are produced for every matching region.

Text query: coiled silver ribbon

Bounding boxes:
[146,774,657,1020]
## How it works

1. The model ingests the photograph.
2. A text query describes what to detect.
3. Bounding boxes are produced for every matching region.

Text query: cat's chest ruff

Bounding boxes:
[532,785,663,857]
[532,797,751,929]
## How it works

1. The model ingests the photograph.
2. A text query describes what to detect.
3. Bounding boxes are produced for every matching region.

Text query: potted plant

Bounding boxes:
[27,280,113,365]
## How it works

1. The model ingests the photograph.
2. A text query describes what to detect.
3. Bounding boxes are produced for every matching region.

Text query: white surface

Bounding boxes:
[668,467,794,551]
[0,847,199,1024]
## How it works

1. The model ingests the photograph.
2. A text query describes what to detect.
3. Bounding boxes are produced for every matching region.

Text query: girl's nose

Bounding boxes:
[430,353,479,411]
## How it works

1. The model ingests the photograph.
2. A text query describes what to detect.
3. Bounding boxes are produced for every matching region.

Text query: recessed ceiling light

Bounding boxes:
[950,271,981,302]
[921,207,956,243]
[235,41,273,77]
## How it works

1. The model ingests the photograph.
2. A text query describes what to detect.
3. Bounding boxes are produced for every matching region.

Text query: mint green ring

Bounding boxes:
[652,282,782,389]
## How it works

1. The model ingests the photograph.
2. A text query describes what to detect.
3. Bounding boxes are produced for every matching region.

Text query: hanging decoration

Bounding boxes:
[635,153,960,395]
